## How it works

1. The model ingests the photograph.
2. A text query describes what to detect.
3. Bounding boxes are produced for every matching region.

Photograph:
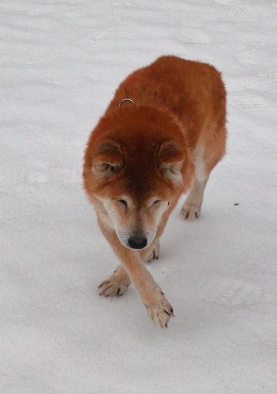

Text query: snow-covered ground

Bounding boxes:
[1,0,277,393]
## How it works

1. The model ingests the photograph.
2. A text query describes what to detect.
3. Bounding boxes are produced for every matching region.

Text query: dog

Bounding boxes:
[83,56,227,328]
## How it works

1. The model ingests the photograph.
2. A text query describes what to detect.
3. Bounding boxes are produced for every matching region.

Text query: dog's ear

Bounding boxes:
[93,141,123,176]
[158,142,184,182]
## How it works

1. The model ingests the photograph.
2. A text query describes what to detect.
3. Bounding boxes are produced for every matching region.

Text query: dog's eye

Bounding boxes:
[117,199,127,206]
[153,200,161,205]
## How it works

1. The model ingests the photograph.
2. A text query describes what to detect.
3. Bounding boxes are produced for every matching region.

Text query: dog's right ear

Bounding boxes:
[93,141,123,176]
[158,142,184,183]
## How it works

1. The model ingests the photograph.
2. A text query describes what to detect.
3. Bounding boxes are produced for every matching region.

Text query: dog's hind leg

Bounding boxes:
[181,144,209,220]
[181,126,226,220]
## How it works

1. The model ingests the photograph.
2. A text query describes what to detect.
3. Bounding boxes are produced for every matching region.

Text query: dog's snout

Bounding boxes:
[128,235,147,249]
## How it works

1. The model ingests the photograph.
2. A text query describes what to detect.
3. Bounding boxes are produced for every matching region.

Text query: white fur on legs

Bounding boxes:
[181,144,209,220]
[180,178,208,220]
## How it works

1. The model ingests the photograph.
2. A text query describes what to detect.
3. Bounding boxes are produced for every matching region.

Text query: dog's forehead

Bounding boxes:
[123,159,166,203]
[115,134,175,199]
[123,138,158,171]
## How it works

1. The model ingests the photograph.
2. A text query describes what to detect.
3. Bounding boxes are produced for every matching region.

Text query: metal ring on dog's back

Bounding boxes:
[119,98,135,107]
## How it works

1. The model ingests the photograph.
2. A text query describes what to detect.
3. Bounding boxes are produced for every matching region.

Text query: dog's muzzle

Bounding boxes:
[127,235,147,249]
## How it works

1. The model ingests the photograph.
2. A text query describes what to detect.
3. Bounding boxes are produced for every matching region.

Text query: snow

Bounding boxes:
[1,0,277,393]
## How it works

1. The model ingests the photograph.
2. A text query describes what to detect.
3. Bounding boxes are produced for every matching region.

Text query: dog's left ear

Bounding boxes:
[158,142,184,182]
[93,141,123,177]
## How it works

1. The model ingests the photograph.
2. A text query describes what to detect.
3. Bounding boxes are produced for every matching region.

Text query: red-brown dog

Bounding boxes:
[83,56,227,328]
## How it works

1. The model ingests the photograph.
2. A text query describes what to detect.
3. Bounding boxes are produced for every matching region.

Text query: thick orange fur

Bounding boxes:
[83,56,227,328]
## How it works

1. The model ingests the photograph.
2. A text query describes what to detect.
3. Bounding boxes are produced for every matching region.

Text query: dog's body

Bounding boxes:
[83,56,227,328]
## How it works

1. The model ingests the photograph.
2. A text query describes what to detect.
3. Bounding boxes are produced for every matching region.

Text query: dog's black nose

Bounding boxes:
[128,236,147,249]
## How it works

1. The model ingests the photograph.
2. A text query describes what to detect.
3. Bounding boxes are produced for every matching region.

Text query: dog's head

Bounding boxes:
[83,106,193,250]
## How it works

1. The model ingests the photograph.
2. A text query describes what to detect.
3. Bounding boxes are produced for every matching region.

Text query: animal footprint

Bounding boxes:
[226,4,266,22]
[178,27,212,45]
[26,172,48,184]
[25,167,78,185]
[201,276,272,307]
[230,93,268,112]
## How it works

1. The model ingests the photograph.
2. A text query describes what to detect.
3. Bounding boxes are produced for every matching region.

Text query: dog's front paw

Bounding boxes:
[145,292,174,328]
[98,271,131,297]
[180,202,201,220]
[145,241,160,262]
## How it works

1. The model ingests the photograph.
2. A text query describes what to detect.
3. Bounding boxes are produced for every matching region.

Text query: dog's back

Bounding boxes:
[107,55,226,152]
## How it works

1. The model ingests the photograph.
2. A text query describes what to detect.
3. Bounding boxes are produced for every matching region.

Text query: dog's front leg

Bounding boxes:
[98,242,160,297]
[98,227,173,328]
[98,264,131,297]
[116,246,174,328]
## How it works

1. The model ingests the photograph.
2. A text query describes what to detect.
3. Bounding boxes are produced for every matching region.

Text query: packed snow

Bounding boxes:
[1,0,277,393]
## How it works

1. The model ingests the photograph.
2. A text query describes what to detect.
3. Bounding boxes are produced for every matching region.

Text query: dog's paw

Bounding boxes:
[145,241,160,262]
[145,292,174,328]
[98,272,131,297]
[180,202,201,220]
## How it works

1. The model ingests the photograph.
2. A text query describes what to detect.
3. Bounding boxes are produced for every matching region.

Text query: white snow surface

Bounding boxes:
[1,0,277,393]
